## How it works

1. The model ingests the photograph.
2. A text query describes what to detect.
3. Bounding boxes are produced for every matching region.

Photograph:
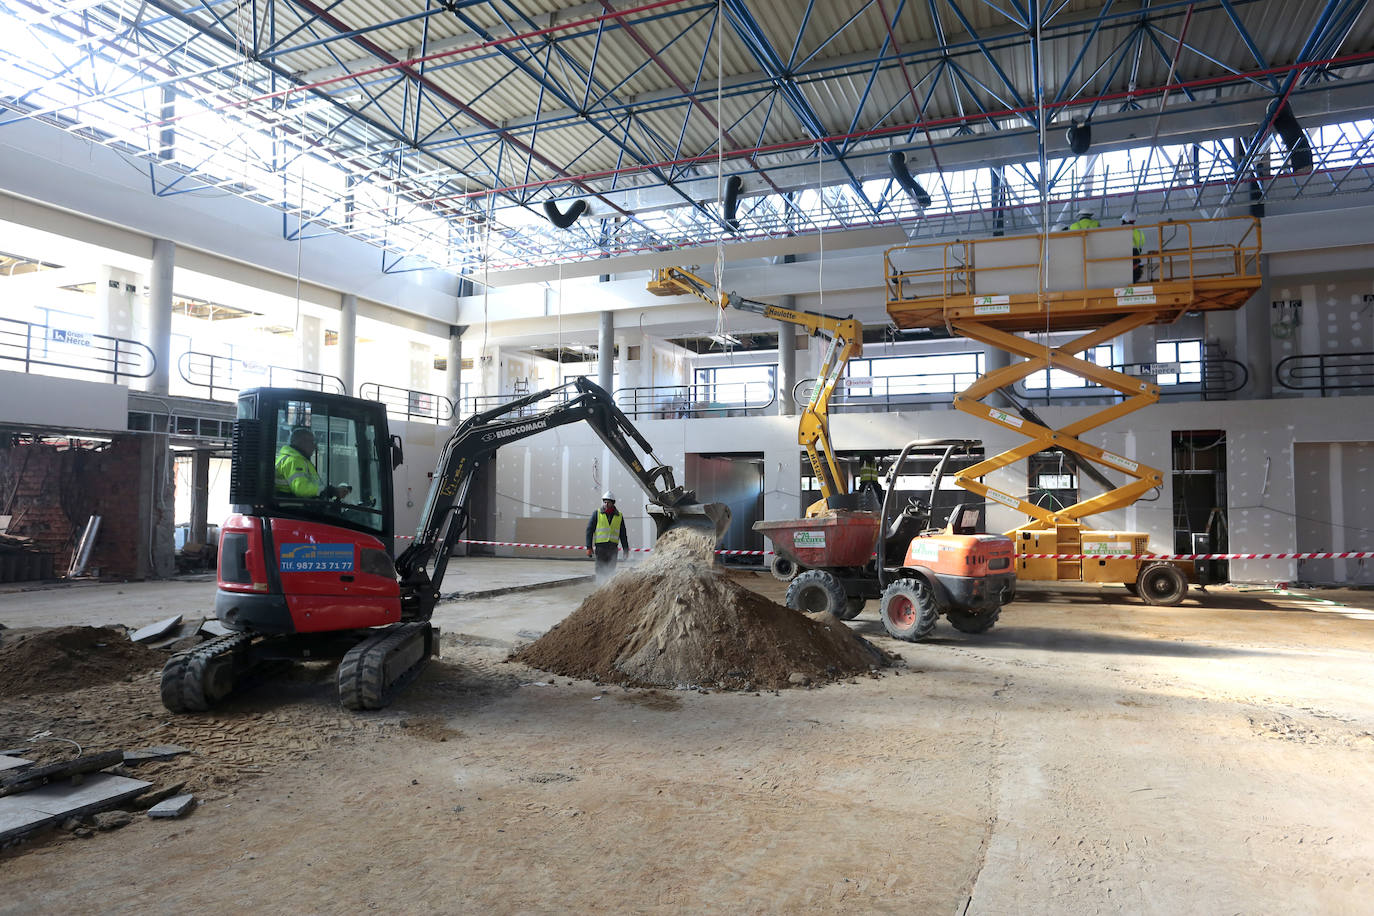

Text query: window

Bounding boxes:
[1023,344,1114,389]
[1155,339,1203,385]
[844,352,983,398]
[694,364,775,405]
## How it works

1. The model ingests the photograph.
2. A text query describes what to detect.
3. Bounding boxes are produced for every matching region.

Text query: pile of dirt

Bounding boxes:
[514,528,886,689]
[0,626,165,698]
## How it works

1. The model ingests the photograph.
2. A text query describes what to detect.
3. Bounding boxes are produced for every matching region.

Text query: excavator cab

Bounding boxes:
[228,388,397,548]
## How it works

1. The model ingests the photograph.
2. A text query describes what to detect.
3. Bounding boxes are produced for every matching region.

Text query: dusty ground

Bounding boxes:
[1,574,1372,914]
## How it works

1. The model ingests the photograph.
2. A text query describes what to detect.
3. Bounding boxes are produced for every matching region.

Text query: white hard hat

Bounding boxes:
[1121,209,1137,223]
[1077,208,1093,218]
[601,491,615,501]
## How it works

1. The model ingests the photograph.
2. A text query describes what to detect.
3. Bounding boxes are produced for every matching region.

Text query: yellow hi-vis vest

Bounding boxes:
[1068,217,1099,231]
[859,462,879,483]
[1131,227,1145,250]
[275,445,323,497]
[594,510,623,545]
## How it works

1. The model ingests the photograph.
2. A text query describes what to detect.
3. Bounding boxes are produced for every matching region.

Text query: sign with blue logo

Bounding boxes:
[280,543,354,572]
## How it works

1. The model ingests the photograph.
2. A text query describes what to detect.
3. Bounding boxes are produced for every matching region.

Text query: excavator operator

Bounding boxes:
[275,428,352,500]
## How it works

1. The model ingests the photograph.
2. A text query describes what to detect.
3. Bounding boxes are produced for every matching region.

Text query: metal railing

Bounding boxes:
[793,373,978,411]
[1012,357,1249,400]
[614,381,778,418]
[0,317,154,384]
[461,387,577,418]
[1276,351,1374,395]
[178,351,346,401]
[359,382,455,423]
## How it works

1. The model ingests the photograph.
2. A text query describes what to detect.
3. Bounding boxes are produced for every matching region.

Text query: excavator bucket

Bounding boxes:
[650,500,732,542]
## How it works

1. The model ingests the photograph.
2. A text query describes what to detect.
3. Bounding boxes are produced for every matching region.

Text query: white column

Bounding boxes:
[339,293,357,395]
[297,314,323,373]
[983,345,1010,407]
[777,297,797,416]
[447,326,464,416]
[597,310,614,393]
[148,239,174,396]
[1241,255,1274,398]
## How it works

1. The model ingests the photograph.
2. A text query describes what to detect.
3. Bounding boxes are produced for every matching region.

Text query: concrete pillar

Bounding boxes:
[1241,254,1274,398]
[983,345,1011,407]
[447,326,464,417]
[96,265,137,340]
[597,310,614,394]
[297,314,323,373]
[149,239,174,396]
[778,313,797,416]
[190,449,210,546]
[339,293,357,395]
[408,340,431,391]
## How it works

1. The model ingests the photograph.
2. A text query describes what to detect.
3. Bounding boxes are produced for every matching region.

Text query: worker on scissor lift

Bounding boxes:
[1122,210,1147,282]
[1068,209,1099,231]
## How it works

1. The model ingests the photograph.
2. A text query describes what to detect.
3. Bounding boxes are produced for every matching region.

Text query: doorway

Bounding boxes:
[1171,430,1228,582]
[685,453,765,562]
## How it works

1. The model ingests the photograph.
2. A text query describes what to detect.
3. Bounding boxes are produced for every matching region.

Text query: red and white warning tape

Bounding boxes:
[393,535,1372,563]
[1021,552,1374,561]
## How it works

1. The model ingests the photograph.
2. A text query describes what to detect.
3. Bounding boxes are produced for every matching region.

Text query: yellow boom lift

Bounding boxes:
[648,266,862,517]
[883,216,1262,605]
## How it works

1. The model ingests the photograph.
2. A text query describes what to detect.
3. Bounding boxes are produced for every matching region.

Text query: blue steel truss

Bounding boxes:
[0,0,1372,276]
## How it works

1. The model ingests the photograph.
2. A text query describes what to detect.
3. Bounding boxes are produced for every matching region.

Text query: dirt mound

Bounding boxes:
[0,626,165,698]
[514,528,885,689]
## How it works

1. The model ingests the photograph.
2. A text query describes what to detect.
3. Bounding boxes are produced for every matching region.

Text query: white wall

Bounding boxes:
[0,368,127,431]
[483,393,1374,584]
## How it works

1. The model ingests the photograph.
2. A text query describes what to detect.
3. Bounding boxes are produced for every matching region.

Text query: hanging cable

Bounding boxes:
[1136,3,1196,213]
[712,0,729,349]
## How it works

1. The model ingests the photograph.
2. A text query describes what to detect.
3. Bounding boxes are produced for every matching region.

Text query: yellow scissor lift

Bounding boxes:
[884,216,1262,604]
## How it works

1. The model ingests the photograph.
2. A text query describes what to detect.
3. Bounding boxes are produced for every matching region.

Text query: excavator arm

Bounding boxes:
[394,376,729,620]
[649,266,863,514]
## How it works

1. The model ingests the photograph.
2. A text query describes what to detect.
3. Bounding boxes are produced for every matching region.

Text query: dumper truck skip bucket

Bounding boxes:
[753,512,881,568]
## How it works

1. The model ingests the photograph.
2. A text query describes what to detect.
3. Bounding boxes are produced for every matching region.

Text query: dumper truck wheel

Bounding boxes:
[770,555,801,582]
[944,605,1000,634]
[840,596,865,621]
[1136,562,1187,607]
[786,570,848,616]
[879,578,938,641]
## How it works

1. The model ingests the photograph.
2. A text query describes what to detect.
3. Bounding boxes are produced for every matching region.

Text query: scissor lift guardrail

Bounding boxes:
[883,216,1262,600]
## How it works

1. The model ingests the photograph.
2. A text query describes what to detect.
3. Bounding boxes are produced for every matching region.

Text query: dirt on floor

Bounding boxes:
[514,529,886,689]
[0,626,165,698]
[1,577,1373,914]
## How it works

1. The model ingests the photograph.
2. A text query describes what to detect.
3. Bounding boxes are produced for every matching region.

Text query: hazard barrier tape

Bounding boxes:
[391,535,1374,563]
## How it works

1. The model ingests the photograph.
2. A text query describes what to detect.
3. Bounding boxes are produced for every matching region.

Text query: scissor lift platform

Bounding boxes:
[883,217,1262,604]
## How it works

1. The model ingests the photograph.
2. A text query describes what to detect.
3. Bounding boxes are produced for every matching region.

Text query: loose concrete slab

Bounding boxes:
[146,794,195,819]
[122,746,190,765]
[0,756,32,772]
[0,773,149,842]
[129,614,182,643]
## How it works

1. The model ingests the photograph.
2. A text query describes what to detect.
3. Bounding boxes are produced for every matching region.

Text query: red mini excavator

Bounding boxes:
[160,377,729,712]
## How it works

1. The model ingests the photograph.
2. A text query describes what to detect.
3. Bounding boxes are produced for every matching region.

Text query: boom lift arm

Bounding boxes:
[649,266,863,515]
[395,375,728,620]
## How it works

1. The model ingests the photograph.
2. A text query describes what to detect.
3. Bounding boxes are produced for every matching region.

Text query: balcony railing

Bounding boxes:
[178,351,345,401]
[1276,351,1374,395]
[794,372,978,411]
[359,382,455,423]
[1013,358,1249,400]
[0,318,154,384]
[615,381,777,418]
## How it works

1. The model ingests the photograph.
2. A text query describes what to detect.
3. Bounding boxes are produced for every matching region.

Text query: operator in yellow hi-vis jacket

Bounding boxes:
[275,428,352,500]
[585,491,630,581]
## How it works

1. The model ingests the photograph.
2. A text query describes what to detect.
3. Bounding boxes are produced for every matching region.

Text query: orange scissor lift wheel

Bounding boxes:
[884,216,1262,603]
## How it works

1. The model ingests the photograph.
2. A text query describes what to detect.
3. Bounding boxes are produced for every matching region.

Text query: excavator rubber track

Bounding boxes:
[160,632,255,713]
[337,622,437,711]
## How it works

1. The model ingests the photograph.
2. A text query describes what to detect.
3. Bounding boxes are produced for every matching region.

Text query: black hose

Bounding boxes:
[887,151,931,209]
[723,175,742,232]
[543,199,588,229]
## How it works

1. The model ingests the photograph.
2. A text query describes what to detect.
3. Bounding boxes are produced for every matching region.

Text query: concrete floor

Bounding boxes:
[0,557,591,630]
[1,567,1372,912]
